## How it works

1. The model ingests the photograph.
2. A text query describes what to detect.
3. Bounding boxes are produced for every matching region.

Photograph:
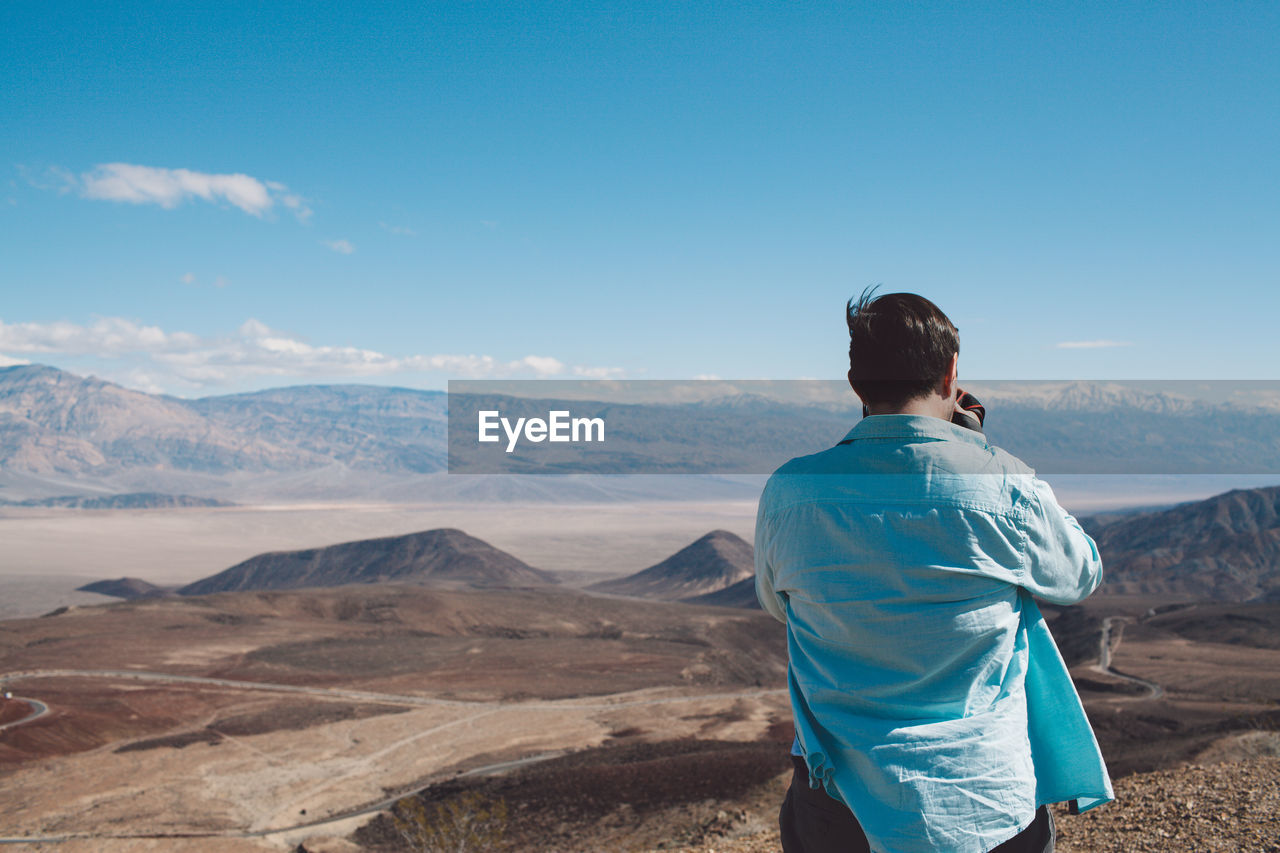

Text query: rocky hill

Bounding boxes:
[178,528,558,595]
[75,577,173,599]
[683,576,762,609]
[1094,486,1280,601]
[588,530,755,602]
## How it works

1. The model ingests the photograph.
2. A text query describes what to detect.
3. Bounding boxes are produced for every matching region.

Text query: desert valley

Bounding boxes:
[3,366,1280,851]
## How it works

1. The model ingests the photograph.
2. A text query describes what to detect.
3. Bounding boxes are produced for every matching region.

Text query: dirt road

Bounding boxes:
[1091,617,1164,700]
[1,668,785,714]
[0,696,48,732]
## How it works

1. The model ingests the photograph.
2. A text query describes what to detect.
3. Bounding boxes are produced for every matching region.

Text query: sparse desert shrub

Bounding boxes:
[391,791,509,853]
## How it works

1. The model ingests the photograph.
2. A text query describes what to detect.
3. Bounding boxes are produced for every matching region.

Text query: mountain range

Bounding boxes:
[65,484,1280,605]
[0,363,449,502]
[8,363,1280,602]
[6,364,1280,502]
[1088,486,1280,601]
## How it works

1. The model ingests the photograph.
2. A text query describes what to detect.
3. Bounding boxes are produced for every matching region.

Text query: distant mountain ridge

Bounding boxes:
[1094,486,1280,601]
[0,364,330,474]
[2,492,233,509]
[178,528,558,596]
[973,380,1202,414]
[588,530,755,602]
[6,363,1280,502]
[187,382,447,474]
[0,363,446,495]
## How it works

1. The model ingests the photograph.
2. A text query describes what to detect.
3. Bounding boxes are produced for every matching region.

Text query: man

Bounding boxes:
[756,291,1112,853]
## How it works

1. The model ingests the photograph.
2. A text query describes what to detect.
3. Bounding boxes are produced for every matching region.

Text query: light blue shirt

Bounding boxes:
[756,414,1113,853]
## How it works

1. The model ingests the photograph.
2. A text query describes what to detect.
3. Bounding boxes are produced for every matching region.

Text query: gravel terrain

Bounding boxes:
[649,757,1280,853]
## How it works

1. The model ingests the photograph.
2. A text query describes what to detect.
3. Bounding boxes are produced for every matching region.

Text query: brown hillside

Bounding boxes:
[178,528,557,595]
[1096,486,1280,601]
[589,530,754,601]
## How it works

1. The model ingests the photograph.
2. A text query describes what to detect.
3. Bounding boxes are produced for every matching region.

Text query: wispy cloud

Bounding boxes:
[0,316,619,392]
[0,354,31,367]
[0,316,200,356]
[17,164,74,193]
[379,222,415,236]
[323,238,355,254]
[180,272,230,288]
[53,163,312,221]
[573,365,626,379]
[1055,340,1133,349]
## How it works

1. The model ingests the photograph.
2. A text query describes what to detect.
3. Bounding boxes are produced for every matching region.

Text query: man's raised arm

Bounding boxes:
[754,486,788,623]
[1020,476,1104,605]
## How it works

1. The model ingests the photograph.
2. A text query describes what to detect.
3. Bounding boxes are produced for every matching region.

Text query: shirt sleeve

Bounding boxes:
[1019,476,1104,605]
[754,481,788,623]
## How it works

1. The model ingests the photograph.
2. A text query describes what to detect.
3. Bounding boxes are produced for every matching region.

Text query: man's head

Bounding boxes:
[846,288,960,415]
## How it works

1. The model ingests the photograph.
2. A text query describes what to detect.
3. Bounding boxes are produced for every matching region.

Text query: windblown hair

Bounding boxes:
[846,287,959,407]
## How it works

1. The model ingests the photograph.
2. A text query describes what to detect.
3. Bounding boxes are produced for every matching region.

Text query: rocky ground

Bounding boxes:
[649,757,1280,853]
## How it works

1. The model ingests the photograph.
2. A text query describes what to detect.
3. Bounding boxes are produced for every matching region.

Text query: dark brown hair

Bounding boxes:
[846,287,959,407]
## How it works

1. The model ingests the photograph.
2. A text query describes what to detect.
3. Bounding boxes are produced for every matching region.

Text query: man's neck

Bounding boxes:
[866,395,952,421]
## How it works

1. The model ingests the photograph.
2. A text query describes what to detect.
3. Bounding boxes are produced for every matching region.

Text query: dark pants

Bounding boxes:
[780,755,1055,853]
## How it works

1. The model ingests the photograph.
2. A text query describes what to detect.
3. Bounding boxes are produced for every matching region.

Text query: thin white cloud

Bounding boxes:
[574,365,626,379]
[17,163,75,193]
[0,316,200,355]
[379,222,415,236]
[324,238,355,254]
[67,163,310,220]
[0,316,617,391]
[179,272,230,288]
[265,181,312,222]
[0,354,31,367]
[1055,340,1134,349]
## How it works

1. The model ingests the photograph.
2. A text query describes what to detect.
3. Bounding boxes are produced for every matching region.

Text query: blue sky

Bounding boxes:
[2,1,1277,396]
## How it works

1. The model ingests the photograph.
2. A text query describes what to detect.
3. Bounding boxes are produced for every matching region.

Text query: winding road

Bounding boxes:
[0,696,49,733]
[1090,616,1164,700]
[0,668,785,713]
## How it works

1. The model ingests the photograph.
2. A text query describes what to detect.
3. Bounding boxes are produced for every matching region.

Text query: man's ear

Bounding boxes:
[848,369,869,414]
[940,353,959,399]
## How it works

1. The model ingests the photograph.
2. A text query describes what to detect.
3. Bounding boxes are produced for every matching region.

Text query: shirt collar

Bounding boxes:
[837,413,991,448]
